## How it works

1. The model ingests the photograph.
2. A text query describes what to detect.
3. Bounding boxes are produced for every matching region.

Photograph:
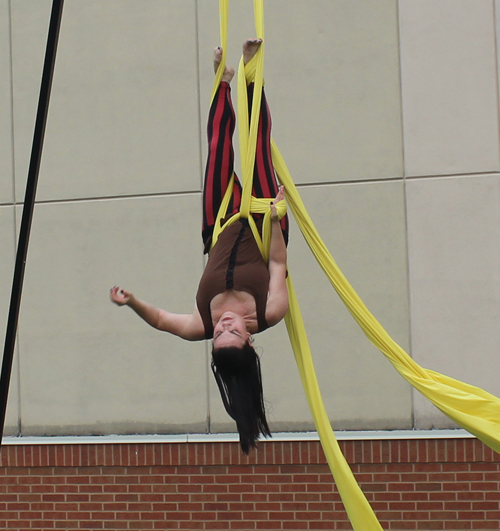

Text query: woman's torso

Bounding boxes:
[196,219,270,338]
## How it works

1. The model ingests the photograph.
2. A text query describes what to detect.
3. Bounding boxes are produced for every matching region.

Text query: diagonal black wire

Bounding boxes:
[0,0,64,447]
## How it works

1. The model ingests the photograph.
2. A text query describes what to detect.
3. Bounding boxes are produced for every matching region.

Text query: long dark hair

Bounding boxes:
[211,342,271,454]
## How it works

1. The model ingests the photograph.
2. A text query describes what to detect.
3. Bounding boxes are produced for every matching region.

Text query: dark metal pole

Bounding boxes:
[0,0,64,446]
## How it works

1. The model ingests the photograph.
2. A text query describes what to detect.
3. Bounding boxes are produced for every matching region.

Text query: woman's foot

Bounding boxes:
[243,38,262,65]
[213,47,234,83]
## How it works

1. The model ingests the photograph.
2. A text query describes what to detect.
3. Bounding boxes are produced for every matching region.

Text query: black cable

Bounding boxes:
[0,0,64,447]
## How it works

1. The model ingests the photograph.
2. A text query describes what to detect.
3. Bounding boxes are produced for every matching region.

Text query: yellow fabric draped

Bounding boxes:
[210,2,500,530]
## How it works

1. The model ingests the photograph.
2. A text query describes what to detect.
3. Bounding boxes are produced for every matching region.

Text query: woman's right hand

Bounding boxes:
[270,185,285,221]
[110,286,131,306]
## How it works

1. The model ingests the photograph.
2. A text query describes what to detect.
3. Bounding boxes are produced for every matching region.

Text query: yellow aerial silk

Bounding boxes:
[211,2,500,529]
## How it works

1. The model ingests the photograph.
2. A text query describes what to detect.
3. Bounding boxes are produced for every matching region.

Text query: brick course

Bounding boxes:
[0,437,498,530]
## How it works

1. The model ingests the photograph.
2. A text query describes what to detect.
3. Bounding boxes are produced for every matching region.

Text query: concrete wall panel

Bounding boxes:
[9,0,51,202]
[17,194,208,435]
[210,180,412,433]
[0,0,14,204]
[198,0,404,186]
[0,206,19,435]
[12,0,202,203]
[399,0,500,177]
[406,175,500,428]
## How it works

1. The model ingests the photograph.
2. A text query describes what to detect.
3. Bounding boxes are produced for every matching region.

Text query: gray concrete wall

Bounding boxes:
[1,0,499,437]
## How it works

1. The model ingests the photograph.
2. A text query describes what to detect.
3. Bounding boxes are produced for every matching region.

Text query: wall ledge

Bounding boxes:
[2,428,474,446]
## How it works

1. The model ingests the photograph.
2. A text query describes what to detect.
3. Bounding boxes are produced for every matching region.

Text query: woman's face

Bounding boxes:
[213,311,250,349]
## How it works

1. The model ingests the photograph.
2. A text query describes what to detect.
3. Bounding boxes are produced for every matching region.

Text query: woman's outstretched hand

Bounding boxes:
[270,185,285,221]
[110,286,131,306]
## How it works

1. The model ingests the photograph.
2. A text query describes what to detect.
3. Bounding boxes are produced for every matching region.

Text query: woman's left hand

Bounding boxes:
[110,285,131,306]
[270,185,285,221]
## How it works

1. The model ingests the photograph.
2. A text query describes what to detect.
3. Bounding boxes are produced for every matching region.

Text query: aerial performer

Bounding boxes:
[110,39,289,454]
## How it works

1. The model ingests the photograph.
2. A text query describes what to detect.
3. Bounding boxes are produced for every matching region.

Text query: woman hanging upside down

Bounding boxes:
[110,39,289,454]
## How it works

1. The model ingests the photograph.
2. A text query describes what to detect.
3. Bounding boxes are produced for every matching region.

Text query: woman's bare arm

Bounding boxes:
[265,187,289,326]
[110,286,205,341]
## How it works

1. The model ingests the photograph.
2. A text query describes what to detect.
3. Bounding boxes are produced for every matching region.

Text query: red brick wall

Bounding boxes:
[0,437,498,530]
